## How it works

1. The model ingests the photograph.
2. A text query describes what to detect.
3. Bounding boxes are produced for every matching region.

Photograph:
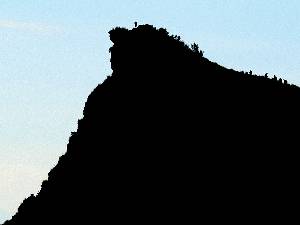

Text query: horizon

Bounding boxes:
[1,1,300,223]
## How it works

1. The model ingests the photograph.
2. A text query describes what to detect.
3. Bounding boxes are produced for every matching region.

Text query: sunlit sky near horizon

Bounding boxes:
[1,0,300,223]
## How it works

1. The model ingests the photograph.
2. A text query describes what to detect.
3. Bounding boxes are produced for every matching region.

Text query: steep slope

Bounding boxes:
[4,24,300,224]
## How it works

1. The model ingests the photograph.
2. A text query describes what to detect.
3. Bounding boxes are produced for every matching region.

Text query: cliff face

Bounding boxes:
[4,25,300,224]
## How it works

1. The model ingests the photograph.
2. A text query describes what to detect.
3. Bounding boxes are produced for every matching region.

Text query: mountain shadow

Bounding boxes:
[3,24,300,224]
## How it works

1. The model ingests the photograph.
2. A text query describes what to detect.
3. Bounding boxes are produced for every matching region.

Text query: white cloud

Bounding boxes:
[0,20,61,34]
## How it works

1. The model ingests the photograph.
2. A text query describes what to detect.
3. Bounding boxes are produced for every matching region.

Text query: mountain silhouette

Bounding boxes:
[3,24,299,224]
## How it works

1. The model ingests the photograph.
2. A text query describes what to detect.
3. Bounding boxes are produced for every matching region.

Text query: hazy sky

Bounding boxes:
[1,0,300,223]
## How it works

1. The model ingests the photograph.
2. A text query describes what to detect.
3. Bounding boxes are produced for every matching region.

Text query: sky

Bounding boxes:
[1,0,300,223]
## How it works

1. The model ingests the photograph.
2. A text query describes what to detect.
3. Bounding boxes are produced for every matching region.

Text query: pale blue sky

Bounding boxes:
[1,1,300,223]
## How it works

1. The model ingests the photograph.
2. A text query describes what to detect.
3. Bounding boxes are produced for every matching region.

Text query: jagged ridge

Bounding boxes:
[4,24,300,225]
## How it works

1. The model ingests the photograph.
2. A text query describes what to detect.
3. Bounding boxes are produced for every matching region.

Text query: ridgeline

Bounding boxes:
[4,24,299,224]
